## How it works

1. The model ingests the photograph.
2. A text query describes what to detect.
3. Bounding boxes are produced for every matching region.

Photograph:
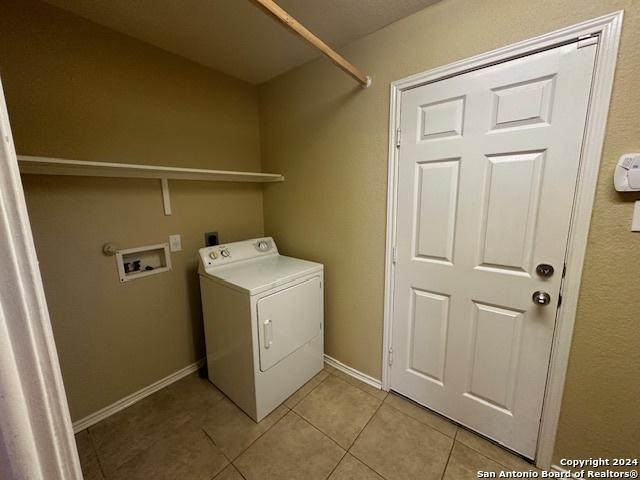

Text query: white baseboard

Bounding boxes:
[72,358,205,433]
[323,354,383,390]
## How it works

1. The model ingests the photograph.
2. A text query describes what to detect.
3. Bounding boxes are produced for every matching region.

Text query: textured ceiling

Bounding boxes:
[42,0,440,84]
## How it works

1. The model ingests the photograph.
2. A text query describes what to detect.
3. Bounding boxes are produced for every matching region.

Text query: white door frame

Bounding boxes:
[382,11,623,469]
[0,77,82,478]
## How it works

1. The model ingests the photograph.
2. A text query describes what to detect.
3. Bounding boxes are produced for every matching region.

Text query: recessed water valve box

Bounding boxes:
[115,243,172,283]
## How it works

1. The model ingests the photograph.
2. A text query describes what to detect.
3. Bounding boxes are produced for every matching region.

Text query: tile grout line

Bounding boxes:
[90,377,223,479]
[292,372,388,454]
[322,448,349,480]
[236,466,250,480]
[388,391,459,431]
[200,426,221,450]
[187,386,239,479]
[210,464,249,480]
[232,409,346,480]
[290,409,348,453]
[345,396,385,452]
[89,380,206,478]
[456,438,537,474]
[254,368,384,479]
[300,382,385,479]
[330,370,387,402]
[86,428,109,479]
[228,404,293,467]
[343,395,389,479]
[198,381,260,480]
[439,436,456,480]
[382,398,457,439]
[209,369,334,475]
[455,427,537,472]
[387,392,535,472]
[287,409,365,480]
[287,368,334,409]
[234,465,249,480]
[102,411,197,478]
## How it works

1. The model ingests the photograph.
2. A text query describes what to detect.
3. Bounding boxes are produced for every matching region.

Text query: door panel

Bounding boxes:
[408,288,449,385]
[257,276,321,372]
[478,151,544,274]
[490,75,555,130]
[391,42,597,457]
[419,96,466,141]
[465,302,524,414]
[414,159,460,263]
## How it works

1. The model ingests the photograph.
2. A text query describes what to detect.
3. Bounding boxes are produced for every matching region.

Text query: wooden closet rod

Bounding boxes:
[250,0,372,88]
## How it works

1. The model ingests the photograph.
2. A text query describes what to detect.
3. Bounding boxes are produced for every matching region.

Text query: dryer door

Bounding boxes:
[257,276,322,372]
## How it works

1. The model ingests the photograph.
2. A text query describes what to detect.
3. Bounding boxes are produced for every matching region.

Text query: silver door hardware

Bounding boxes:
[532,291,551,305]
[535,263,554,277]
[388,346,393,366]
[396,128,402,148]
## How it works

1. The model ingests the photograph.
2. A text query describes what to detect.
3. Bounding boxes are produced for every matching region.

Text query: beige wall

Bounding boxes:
[259,0,640,462]
[0,0,264,421]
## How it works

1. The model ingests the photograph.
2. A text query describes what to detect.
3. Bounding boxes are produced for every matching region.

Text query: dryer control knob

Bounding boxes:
[209,251,218,260]
[220,249,230,257]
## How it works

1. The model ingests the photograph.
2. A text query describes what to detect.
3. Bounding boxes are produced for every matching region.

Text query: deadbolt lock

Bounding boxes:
[536,263,555,277]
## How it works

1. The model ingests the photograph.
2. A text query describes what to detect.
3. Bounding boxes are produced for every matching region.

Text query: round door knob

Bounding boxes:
[532,291,551,305]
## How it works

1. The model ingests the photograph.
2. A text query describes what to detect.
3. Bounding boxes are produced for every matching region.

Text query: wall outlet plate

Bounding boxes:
[169,234,182,252]
[205,231,219,246]
[632,201,640,232]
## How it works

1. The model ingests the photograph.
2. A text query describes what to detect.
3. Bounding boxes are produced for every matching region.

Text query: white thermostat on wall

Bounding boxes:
[614,153,640,191]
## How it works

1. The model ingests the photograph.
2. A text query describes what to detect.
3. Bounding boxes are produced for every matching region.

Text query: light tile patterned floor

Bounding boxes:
[76,365,538,480]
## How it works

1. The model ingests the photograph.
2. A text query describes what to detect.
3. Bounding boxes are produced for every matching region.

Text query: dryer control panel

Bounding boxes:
[199,237,278,269]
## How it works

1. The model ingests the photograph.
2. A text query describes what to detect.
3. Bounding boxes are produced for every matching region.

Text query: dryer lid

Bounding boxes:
[200,254,322,295]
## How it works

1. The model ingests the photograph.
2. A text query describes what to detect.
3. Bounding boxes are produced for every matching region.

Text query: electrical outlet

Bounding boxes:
[632,201,640,232]
[205,231,219,246]
[169,234,182,252]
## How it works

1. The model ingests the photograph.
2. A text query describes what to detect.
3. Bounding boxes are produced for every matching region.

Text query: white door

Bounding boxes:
[390,42,597,458]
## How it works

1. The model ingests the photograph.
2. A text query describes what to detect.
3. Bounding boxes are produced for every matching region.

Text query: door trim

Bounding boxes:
[382,11,623,469]
[0,78,82,478]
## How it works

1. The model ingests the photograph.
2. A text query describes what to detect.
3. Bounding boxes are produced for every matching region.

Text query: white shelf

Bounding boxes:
[17,155,284,183]
[17,155,284,216]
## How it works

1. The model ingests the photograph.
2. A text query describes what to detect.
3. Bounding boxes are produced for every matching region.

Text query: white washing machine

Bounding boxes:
[198,237,324,422]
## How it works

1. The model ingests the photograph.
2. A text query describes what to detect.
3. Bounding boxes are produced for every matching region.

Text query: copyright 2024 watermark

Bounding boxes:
[477,457,639,478]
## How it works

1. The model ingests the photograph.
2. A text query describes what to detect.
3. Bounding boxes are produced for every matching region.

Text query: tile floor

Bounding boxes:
[75,364,539,480]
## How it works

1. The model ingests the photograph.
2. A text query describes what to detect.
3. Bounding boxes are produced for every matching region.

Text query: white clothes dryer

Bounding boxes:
[198,237,324,421]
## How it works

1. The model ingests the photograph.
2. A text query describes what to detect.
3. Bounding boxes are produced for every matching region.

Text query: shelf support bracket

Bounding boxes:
[161,178,171,216]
